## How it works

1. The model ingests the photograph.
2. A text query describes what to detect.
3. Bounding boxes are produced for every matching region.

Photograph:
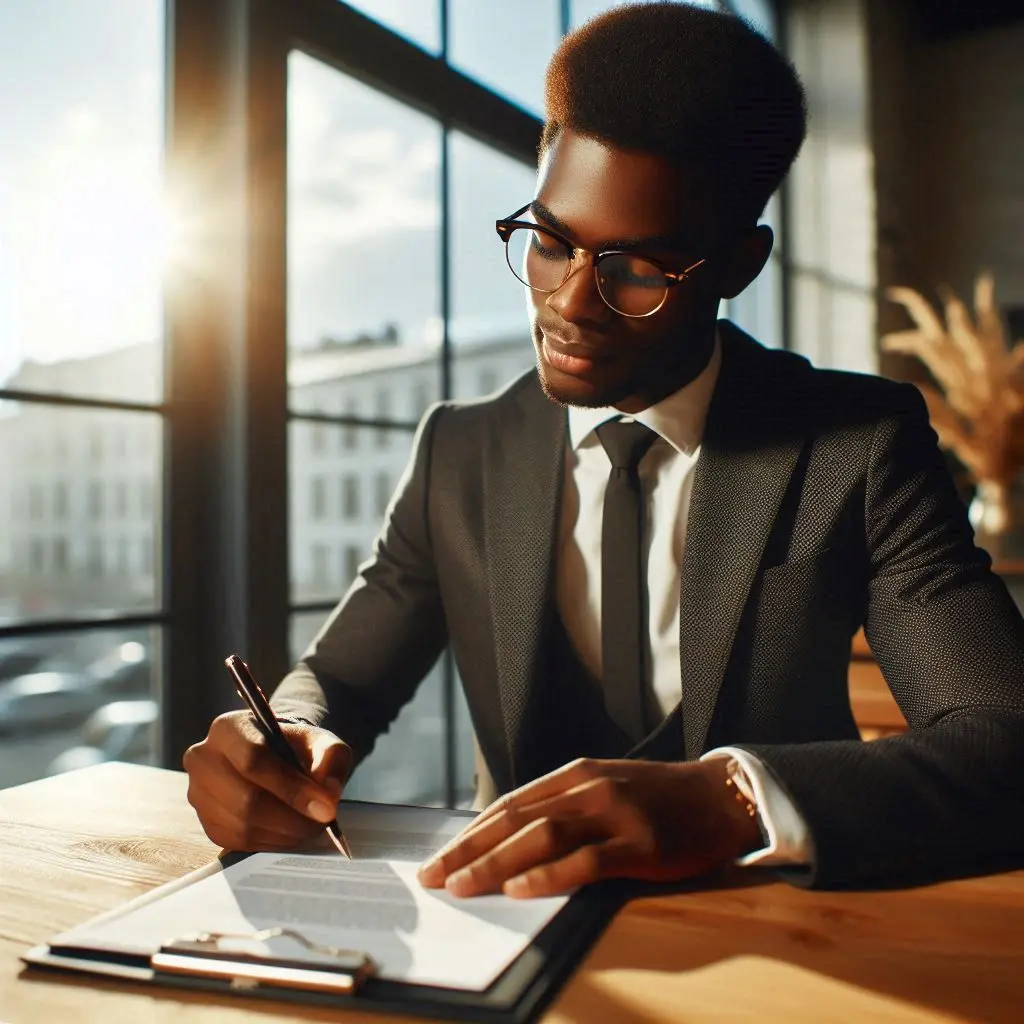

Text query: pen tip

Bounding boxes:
[327,826,352,860]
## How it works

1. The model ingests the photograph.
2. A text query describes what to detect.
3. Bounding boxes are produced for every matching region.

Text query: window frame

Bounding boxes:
[0,0,784,802]
[163,0,544,807]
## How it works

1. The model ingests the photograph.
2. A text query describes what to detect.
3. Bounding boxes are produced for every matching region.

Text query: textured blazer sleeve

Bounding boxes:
[741,384,1024,888]
[270,404,449,766]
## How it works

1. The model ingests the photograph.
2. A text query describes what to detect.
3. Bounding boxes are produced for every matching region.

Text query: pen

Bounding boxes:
[224,654,353,860]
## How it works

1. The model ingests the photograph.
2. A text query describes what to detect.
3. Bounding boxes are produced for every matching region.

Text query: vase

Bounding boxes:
[969,480,1019,535]
[968,477,1024,562]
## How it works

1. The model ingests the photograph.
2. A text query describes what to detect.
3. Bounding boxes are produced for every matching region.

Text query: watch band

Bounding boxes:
[724,756,758,819]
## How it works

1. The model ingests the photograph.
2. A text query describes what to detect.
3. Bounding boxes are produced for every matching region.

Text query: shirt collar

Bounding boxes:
[567,328,722,457]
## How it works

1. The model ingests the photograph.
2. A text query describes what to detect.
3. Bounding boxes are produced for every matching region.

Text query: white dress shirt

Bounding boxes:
[556,333,811,867]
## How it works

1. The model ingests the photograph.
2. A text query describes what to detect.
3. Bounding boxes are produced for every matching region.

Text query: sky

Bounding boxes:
[0,0,772,389]
[0,0,163,385]
[0,0,547,390]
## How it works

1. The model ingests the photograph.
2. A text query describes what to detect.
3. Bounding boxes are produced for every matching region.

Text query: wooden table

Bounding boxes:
[2,764,1022,1023]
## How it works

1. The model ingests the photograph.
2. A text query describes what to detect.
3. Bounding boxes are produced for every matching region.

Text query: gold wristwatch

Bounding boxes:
[724,756,758,819]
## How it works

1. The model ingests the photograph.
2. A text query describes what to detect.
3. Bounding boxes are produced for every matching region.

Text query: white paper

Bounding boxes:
[53,802,569,991]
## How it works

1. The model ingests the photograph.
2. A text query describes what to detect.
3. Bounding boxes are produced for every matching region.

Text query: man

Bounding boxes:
[184,3,1024,895]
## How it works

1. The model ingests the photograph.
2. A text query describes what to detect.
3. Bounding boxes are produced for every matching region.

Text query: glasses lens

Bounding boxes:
[505,226,569,292]
[596,254,669,316]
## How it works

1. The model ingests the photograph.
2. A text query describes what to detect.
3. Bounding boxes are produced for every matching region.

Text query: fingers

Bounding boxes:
[419,778,592,885]
[211,713,341,820]
[443,815,610,897]
[189,779,324,851]
[306,729,352,798]
[462,758,639,836]
[503,838,637,898]
[183,711,351,852]
[186,751,325,848]
[419,771,648,896]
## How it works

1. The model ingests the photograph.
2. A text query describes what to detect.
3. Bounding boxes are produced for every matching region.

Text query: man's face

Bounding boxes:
[527,129,726,412]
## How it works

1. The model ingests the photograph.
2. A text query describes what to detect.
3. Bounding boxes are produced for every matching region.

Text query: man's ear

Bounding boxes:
[718,225,773,299]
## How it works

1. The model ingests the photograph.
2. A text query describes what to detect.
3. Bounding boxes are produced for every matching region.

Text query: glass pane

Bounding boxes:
[454,668,482,808]
[726,193,782,349]
[289,613,447,806]
[729,0,776,40]
[448,132,538,398]
[0,625,161,790]
[448,0,561,114]
[341,0,441,53]
[288,422,416,604]
[0,402,163,625]
[287,52,442,416]
[571,0,721,31]
[0,1,164,404]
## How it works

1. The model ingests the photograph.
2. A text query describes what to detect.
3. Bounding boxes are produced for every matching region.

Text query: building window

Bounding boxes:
[411,380,430,421]
[310,477,328,520]
[87,538,104,578]
[30,540,45,573]
[312,543,330,585]
[139,481,152,517]
[341,475,360,520]
[312,422,327,454]
[478,369,498,395]
[54,538,69,573]
[114,481,128,517]
[374,390,391,449]
[53,482,69,521]
[88,481,104,520]
[29,484,44,521]
[375,472,392,517]
[117,538,130,576]
[88,426,104,464]
[344,544,362,584]
[343,401,358,452]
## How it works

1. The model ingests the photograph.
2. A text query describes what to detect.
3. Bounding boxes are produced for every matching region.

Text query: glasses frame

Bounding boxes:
[495,203,707,318]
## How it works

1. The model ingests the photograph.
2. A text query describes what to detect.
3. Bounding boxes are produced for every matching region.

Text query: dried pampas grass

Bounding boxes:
[882,273,1024,531]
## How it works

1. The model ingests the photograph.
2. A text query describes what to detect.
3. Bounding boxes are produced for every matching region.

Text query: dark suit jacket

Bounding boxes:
[273,321,1024,889]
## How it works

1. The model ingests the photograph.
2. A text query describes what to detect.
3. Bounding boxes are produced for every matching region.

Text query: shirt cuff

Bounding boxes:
[701,747,813,867]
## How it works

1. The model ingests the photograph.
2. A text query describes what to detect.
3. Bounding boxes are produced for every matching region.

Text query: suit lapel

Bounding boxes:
[484,377,566,788]
[679,323,809,759]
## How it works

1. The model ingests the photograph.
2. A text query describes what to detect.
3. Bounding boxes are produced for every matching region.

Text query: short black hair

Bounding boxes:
[541,2,807,228]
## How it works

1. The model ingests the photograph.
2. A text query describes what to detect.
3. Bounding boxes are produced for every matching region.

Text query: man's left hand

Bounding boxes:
[417,757,763,898]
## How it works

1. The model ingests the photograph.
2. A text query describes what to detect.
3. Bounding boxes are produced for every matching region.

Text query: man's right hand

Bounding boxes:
[183,711,352,852]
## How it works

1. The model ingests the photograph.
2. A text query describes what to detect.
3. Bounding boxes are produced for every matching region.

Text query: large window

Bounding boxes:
[0,0,784,804]
[0,0,165,789]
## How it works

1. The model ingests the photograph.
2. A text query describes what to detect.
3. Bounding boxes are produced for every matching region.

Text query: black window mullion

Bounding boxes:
[284,0,541,165]
[439,124,458,808]
[0,613,168,641]
[0,389,165,417]
[288,411,420,432]
[164,0,292,766]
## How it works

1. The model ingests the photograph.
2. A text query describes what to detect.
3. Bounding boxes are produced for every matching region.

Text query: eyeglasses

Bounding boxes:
[495,203,707,318]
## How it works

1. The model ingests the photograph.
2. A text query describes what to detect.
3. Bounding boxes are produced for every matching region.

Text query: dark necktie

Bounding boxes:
[596,418,657,742]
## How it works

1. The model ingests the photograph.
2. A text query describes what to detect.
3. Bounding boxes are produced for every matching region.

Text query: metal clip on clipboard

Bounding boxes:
[151,927,377,995]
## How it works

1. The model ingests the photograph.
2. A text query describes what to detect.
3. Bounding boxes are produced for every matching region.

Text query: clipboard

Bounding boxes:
[23,853,623,1024]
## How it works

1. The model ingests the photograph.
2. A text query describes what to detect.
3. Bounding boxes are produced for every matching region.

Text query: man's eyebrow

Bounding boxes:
[529,200,693,253]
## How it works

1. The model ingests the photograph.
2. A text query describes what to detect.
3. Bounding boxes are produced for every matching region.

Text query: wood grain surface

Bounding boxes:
[2,763,1023,1024]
